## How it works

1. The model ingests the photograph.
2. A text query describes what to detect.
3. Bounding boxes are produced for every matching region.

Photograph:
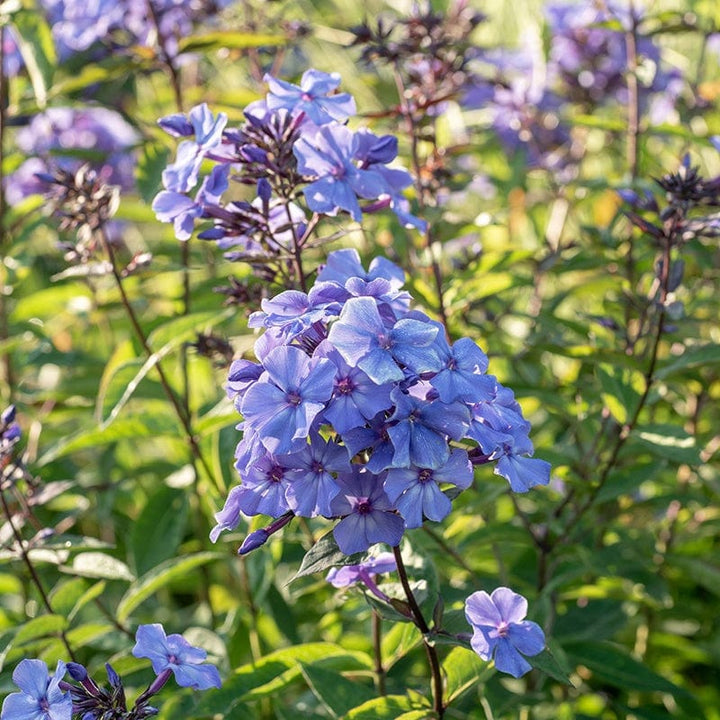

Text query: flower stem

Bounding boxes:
[392,545,444,718]
[100,229,214,485]
[372,611,386,696]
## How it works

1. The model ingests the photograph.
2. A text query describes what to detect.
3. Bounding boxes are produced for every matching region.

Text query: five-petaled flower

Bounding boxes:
[132,623,221,691]
[0,659,72,720]
[465,587,545,678]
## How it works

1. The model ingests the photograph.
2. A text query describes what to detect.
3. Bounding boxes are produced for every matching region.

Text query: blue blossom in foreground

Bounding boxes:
[265,69,357,125]
[241,345,336,454]
[384,448,473,528]
[132,623,221,691]
[0,659,71,720]
[465,588,545,678]
[330,468,404,554]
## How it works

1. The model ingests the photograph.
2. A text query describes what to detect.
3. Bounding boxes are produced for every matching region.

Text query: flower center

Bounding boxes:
[356,499,372,515]
[336,376,355,395]
[418,469,433,484]
[287,390,302,406]
[496,621,509,638]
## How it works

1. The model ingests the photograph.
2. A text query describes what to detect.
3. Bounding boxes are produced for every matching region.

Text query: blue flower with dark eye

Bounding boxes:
[241,346,336,454]
[465,588,545,678]
[1,659,71,720]
[265,69,357,125]
[294,124,387,222]
[330,468,405,554]
[328,297,439,384]
[132,624,221,690]
[384,448,474,528]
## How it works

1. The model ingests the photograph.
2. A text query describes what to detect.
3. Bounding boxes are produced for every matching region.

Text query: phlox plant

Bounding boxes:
[1,1,719,719]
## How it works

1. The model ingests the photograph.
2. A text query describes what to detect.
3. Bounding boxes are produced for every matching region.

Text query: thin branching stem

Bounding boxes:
[100,229,214,485]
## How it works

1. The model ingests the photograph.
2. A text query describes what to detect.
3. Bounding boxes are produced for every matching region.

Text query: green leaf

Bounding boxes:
[116,552,221,622]
[529,642,574,685]
[443,646,488,702]
[632,424,699,465]
[130,485,189,576]
[66,623,114,648]
[300,663,376,718]
[596,363,643,425]
[668,555,720,596]
[136,141,170,204]
[15,615,67,644]
[291,532,365,581]
[37,414,179,466]
[196,643,372,715]
[11,9,56,107]
[564,640,680,692]
[345,695,432,719]
[655,343,720,379]
[69,581,107,623]
[63,553,135,582]
[177,31,286,53]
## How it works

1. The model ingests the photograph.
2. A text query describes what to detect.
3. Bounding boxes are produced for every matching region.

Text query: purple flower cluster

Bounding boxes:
[1,406,21,464]
[7,0,233,71]
[0,624,220,720]
[545,1,683,123]
[212,248,550,555]
[5,107,138,206]
[152,70,424,266]
[462,1,684,175]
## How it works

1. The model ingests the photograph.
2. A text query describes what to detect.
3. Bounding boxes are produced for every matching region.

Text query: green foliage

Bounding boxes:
[1,1,719,719]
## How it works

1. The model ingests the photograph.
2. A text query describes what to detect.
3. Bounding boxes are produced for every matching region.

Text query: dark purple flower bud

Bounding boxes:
[238,529,269,555]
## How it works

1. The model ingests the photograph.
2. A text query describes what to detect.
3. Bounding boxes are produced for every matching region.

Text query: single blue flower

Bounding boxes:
[342,412,398,474]
[384,448,474,527]
[232,450,294,516]
[1,659,71,720]
[330,468,404,554]
[430,336,496,403]
[386,387,470,469]
[241,346,336,454]
[316,248,406,290]
[328,297,439,384]
[265,69,356,125]
[316,342,394,435]
[326,551,397,602]
[281,434,348,517]
[294,125,387,222]
[494,453,551,493]
[132,624,221,691]
[465,588,545,678]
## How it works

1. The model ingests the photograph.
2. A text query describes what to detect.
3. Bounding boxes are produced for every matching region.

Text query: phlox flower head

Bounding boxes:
[465,588,545,678]
[132,623,221,691]
[1,405,21,461]
[0,659,71,720]
[6,107,137,205]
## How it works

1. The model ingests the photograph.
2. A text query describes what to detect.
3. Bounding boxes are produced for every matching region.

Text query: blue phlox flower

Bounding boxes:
[188,103,228,148]
[330,468,404,554]
[317,248,406,290]
[248,283,347,341]
[465,587,545,678]
[132,624,221,691]
[232,450,294,516]
[344,276,412,316]
[265,69,356,125]
[387,387,470,470]
[1,659,71,720]
[158,112,194,138]
[280,433,347,517]
[430,336,496,403]
[152,191,202,241]
[240,346,336,454]
[294,124,387,222]
[326,551,397,602]
[494,452,551,493]
[384,447,473,527]
[1,405,21,459]
[328,296,439,384]
[342,412,397,474]
[210,484,244,542]
[315,342,394,434]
